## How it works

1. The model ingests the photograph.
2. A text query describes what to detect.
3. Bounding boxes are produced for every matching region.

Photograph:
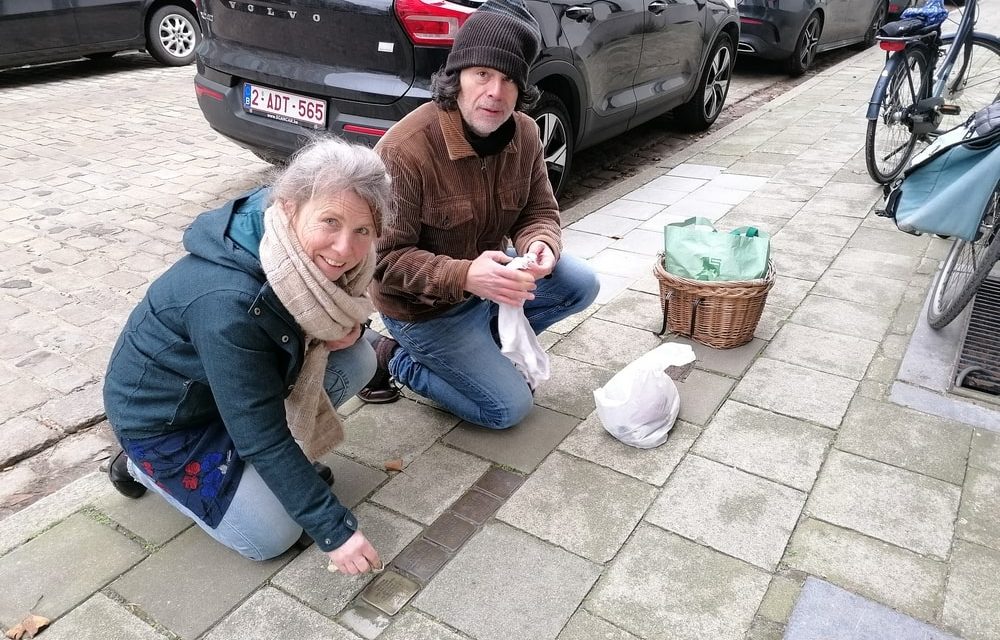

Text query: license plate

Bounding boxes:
[242,83,326,128]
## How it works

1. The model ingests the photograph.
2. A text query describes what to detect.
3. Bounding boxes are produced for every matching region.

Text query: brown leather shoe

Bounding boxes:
[358,335,401,404]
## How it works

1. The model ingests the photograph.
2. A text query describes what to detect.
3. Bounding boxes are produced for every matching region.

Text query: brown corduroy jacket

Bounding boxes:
[371,102,563,322]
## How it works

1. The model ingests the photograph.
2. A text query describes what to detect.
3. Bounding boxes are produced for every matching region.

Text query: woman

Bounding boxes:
[103,138,387,573]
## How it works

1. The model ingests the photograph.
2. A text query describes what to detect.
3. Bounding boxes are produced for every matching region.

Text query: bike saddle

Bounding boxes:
[877,18,939,38]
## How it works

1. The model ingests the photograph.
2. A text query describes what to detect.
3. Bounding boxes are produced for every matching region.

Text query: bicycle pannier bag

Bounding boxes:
[882,103,1000,242]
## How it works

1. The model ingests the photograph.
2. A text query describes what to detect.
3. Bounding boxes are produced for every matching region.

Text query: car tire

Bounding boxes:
[674,33,734,132]
[147,5,201,66]
[862,1,888,49]
[785,13,822,76]
[530,91,574,199]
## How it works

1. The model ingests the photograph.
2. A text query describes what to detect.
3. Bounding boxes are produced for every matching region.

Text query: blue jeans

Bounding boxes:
[127,337,375,560]
[383,252,599,430]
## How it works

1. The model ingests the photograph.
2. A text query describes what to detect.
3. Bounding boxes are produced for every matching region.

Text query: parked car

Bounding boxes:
[736,0,897,75]
[0,0,201,69]
[193,0,740,197]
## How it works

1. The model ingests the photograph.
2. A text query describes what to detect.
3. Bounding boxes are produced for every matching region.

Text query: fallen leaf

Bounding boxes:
[383,459,404,472]
[5,614,49,639]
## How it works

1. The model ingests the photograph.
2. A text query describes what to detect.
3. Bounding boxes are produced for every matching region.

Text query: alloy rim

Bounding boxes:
[535,111,569,193]
[800,18,821,67]
[703,46,732,119]
[159,14,197,58]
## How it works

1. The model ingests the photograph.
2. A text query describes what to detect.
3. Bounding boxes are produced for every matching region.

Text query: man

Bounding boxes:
[358,0,600,429]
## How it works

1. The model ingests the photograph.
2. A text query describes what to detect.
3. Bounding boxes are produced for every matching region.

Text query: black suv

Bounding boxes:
[194,0,738,196]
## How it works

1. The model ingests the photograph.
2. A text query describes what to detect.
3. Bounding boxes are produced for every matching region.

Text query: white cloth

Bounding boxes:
[498,255,550,390]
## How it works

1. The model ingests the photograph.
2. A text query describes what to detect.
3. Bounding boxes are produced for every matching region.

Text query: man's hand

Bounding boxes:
[326,531,381,575]
[465,251,536,306]
[523,241,556,280]
[325,323,361,351]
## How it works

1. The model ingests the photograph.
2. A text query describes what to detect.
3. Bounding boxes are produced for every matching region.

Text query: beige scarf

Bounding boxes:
[258,202,375,460]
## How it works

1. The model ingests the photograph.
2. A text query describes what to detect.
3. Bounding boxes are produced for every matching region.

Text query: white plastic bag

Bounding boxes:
[593,342,696,449]
[498,255,550,390]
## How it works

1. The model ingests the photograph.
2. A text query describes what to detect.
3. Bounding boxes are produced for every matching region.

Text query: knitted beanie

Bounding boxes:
[444,0,541,90]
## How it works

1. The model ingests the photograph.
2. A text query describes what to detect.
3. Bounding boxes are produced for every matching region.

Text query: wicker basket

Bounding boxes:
[653,254,775,349]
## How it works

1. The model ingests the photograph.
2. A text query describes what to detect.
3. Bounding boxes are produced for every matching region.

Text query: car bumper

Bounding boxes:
[736,7,801,59]
[193,64,430,158]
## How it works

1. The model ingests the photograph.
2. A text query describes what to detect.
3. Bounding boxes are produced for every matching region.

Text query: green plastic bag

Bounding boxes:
[663,217,770,281]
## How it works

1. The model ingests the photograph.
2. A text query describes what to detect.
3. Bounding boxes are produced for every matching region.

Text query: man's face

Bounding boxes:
[456,67,519,137]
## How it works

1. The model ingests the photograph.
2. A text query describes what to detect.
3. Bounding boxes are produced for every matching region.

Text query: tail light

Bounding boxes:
[395,0,475,46]
[879,41,906,51]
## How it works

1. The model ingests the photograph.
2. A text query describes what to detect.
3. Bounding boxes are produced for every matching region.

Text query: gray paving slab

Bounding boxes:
[783,518,947,621]
[594,272,634,304]
[497,451,655,562]
[808,450,960,559]
[754,305,791,341]
[957,467,1000,552]
[623,186,688,206]
[271,503,422,617]
[379,610,467,640]
[547,302,598,335]
[317,452,389,509]
[646,455,806,570]
[769,250,833,281]
[830,247,921,282]
[790,294,893,340]
[371,444,491,525]
[715,210,789,235]
[0,513,146,627]
[340,400,460,467]
[587,524,769,640]
[562,229,615,259]
[593,288,664,333]
[757,574,802,625]
[111,527,290,639]
[336,602,392,639]
[645,175,708,192]
[95,491,193,547]
[414,522,600,640]
[559,613,640,640]
[660,196,735,222]
[588,248,657,279]
[847,226,929,257]
[766,322,878,380]
[533,354,614,420]
[766,275,814,311]
[609,228,663,256]
[728,195,805,218]
[693,401,832,492]
[811,269,907,310]
[731,358,857,428]
[836,396,971,485]
[785,577,960,640]
[443,404,580,472]
[781,211,863,238]
[943,541,1000,640]
[970,429,1000,474]
[559,412,698,485]
[569,212,643,236]
[668,336,765,377]
[0,472,112,556]
[675,368,735,426]
[770,229,848,261]
[592,199,665,220]
[39,593,163,640]
[0,416,59,468]
[551,317,660,371]
[668,163,727,179]
[203,587,356,640]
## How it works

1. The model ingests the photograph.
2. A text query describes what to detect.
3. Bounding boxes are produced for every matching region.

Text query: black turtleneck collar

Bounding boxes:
[463,115,516,157]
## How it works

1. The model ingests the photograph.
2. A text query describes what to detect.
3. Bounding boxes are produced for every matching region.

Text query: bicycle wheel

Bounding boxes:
[937,34,1000,132]
[927,178,1000,329]
[865,48,930,183]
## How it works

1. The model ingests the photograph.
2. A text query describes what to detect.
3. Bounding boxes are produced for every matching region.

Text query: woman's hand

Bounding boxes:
[325,323,362,351]
[326,531,381,574]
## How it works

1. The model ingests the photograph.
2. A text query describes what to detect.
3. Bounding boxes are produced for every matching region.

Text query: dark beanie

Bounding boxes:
[443,0,541,91]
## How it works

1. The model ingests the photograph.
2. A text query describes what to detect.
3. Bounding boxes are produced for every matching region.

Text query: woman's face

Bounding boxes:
[286,189,376,281]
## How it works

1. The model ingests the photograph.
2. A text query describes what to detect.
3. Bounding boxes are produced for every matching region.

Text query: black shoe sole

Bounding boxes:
[108,449,147,499]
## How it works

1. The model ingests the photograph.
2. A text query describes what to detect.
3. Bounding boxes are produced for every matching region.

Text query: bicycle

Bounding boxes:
[863,0,1000,183]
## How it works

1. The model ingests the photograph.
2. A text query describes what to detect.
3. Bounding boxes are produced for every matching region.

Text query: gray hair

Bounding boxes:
[269,137,391,235]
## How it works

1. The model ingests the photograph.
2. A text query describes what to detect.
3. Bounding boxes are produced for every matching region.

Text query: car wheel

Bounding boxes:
[785,13,822,76]
[862,1,888,48]
[530,91,574,199]
[674,33,734,132]
[147,5,201,66]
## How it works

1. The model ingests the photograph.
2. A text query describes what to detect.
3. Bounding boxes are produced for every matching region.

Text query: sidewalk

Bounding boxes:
[3,21,1000,640]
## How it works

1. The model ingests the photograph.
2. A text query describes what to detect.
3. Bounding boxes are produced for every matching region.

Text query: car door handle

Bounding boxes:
[648,0,667,13]
[565,5,594,21]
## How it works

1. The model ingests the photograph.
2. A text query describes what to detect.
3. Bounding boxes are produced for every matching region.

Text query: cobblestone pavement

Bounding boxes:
[3,9,1000,638]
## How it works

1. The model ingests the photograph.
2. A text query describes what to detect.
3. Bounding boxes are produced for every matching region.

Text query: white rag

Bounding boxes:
[498,255,550,390]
